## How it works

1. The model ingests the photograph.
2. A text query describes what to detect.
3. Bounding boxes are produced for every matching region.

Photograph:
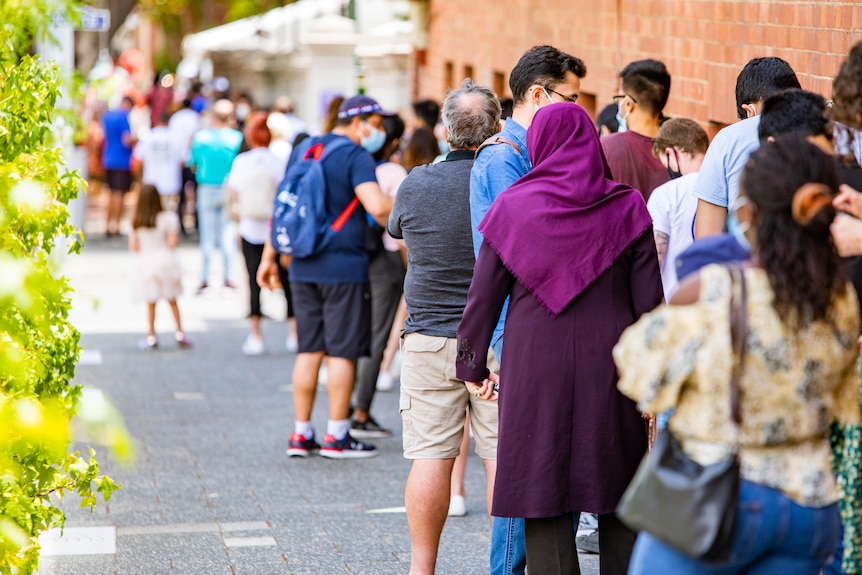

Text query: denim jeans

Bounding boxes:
[197,184,236,284]
[490,516,526,575]
[823,520,848,575]
[628,480,841,574]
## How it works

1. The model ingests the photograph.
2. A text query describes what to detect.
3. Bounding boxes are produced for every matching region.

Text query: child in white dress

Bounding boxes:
[130,184,191,349]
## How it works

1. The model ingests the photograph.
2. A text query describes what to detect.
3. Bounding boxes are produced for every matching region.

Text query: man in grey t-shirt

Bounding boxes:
[387,79,500,575]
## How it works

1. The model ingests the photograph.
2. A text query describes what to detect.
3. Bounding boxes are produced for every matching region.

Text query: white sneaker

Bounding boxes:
[242,334,265,356]
[318,363,328,385]
[285,336,299,353]
[376,370,393,392]
[448,495,467,517]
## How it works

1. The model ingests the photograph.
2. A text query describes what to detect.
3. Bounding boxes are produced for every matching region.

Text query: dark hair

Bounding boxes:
[132,184,163,229]
[735,57,801,119]
[758,89,830,142]
[404,127,439,170]
[620,59,671,115]
[244,111,272,148]
[292,132,310,149]
[500,98,514,120]
[596,103,619,134]
[509,45,587,104]
[652,118,708,158]
[373,114,406,162]
[412,99,440,128]
[832,42,862,132]
[740,136,845,325]
[181,98,193,109]
[157,110,172,125]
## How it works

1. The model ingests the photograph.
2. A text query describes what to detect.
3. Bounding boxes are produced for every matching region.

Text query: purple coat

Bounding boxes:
[456,229,663,517]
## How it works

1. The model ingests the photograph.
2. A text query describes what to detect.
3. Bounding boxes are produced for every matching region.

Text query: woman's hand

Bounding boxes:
[831,213,862,257]
[256,241,280,289]
[833,184,862,220]
[465,372,499,402]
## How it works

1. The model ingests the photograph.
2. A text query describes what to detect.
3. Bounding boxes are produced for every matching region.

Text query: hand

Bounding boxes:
[256,258,279,290]
[831,213,862,257]
[833,184,862,220]
[465,372,499,402]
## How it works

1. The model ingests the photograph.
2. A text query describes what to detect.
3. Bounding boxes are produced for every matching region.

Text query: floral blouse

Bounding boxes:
[614,264,860,508]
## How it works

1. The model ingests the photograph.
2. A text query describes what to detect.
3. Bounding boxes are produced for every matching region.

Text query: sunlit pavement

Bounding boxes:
[35,194,600,574]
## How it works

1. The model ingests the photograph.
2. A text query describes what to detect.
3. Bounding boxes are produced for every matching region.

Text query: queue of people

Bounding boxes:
[109,37,862,575]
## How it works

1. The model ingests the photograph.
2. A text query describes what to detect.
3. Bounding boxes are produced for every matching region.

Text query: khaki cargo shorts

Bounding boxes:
[399,332,499,460]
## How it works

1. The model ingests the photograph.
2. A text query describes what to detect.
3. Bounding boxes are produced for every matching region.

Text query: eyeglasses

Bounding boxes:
[613,93,638,104]
[544,87,579,104]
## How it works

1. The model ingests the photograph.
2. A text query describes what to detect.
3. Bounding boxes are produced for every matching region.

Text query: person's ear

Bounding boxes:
[530,85,545,107]
[741,103,758,118]
[767,135,775,143]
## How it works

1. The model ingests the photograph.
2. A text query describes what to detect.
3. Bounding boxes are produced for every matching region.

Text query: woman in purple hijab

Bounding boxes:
[456,103,663,575]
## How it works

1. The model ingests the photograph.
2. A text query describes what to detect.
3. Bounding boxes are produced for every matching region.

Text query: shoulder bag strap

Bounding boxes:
[728,266,748,426]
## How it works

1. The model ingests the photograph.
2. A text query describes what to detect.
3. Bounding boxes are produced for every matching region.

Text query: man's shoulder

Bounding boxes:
[406,158,473,187]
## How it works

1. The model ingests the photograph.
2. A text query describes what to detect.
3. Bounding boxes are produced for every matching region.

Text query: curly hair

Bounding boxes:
[740,136,846,325]
[832,41,862,132]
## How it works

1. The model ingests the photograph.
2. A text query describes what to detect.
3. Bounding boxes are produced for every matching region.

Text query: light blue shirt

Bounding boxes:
[693,115,761,210]
[469,118,530,353]
[188,127,243,186]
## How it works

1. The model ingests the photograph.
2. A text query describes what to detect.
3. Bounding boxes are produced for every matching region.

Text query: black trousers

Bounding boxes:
[241,238,292,319]
[352,250,404,411]
[524,512,637,575]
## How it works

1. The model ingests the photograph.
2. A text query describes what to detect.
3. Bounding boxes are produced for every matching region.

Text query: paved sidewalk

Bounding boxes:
[36,231,600,575]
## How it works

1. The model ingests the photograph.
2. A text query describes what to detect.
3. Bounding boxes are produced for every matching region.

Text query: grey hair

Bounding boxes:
[441,78,501,150]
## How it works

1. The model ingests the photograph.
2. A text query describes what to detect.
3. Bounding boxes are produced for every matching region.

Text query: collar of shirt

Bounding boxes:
[501,117,528,161]
[445,149,477,162]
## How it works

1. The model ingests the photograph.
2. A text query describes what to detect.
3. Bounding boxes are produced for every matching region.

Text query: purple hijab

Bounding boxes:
[478,103,652,317]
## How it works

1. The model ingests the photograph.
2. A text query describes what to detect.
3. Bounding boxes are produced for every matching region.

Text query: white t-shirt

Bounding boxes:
[134,126,183,196]
[226,147,285,244]
[168,108,201,163]
[647,172,699,299]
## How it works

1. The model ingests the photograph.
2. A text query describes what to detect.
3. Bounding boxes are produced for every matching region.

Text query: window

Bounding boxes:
[464,65,474,81]
[493,71,506,97]
[444,61,454,89]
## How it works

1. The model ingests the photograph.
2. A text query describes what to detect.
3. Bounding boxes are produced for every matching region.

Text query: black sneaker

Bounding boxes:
[319,433,377,459]
[576,529,599,554]
[350,416,393,439]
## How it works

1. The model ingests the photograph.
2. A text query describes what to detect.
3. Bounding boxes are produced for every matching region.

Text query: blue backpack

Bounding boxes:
[270,137,358,257]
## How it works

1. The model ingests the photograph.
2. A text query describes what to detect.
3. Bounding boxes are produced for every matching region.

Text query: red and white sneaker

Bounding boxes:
[286,433,320,458]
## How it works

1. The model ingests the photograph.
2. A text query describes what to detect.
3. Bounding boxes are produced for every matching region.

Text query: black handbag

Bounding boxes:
[617,266,748,561]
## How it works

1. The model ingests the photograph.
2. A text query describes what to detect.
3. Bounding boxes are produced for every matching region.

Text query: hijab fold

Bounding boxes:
[478,103,653,317]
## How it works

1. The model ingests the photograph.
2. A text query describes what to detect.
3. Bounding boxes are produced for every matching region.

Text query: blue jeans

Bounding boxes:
[628,480,841,574]
[491,517,526,575]
[197,184,236,284]
[823,520,848,575]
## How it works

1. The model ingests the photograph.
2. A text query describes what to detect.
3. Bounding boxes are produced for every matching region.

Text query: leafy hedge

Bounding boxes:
[1,2,121,573]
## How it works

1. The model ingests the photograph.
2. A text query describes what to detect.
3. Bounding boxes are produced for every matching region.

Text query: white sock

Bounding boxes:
[295,421,314,439]
[327,419,351,440]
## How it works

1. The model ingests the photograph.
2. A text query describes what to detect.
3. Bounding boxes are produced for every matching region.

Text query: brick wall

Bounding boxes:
[419,0,862,128]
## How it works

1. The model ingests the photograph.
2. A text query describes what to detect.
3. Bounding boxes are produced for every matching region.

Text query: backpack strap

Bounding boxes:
[475,135,524,159]
[311,136,362,233]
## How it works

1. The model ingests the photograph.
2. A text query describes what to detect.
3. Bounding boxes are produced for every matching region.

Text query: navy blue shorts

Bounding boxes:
[290,281,371,359]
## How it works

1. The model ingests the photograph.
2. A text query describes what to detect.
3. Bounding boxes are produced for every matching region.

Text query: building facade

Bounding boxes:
[417,0,862,130]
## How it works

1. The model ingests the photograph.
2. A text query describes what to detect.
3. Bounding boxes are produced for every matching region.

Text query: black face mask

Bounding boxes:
[666,151,682,180]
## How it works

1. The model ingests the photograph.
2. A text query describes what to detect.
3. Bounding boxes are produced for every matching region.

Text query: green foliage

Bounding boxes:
[138,0,297,35]
[0,2,131,573]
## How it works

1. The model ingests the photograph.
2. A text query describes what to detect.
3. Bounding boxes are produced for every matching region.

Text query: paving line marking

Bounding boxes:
[223,536,277,548]
[78,349,103,365]
[173,391,205,401]
[39,526,116,556]
[365,506,407,514]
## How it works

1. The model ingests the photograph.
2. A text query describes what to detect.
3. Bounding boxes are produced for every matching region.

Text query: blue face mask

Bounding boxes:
[616,108,628,133]
[727,200,752,252]
[361,124,386,154]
